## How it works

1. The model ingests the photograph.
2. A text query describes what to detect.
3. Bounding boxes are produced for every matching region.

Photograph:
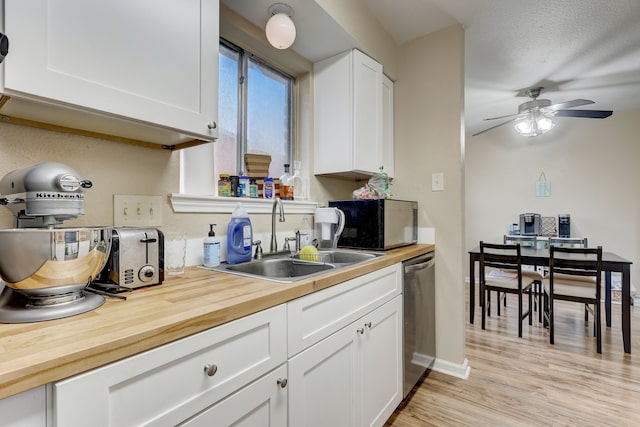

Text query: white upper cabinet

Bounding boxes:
[0,0,218,147]
[314,49,393,179]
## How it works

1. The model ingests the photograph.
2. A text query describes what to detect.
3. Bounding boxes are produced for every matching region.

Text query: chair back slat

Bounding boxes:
[480,241,522,273]
[549,246,602,280]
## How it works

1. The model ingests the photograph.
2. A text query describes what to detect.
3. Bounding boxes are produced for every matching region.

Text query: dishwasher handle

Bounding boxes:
[404,254,435,273]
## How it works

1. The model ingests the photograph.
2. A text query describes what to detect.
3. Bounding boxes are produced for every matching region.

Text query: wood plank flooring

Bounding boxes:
[385,291,640,426]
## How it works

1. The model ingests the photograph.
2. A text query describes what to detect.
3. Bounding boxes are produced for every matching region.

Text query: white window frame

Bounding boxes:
[172,41,315,214]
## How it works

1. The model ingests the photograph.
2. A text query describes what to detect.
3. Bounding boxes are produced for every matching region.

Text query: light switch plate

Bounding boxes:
[432,173,444,191]
[113,195,163,227]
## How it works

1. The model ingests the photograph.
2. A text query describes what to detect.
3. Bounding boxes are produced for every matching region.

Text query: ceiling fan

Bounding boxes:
[472,87,613,137]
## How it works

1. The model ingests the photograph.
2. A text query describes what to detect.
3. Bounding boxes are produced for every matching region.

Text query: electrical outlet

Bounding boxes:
[432,173,444,192]
[113,195,163,227]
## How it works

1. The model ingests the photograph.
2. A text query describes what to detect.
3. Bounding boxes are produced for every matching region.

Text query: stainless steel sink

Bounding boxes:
[212,249,383,283]
[227,258,334,277]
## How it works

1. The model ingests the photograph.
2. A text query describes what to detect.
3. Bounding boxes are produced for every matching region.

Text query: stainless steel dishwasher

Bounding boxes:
[403,251,436,397]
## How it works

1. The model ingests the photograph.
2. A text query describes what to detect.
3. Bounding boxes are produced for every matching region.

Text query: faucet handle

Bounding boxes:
[253,240,263,260]
[284,237,296,252]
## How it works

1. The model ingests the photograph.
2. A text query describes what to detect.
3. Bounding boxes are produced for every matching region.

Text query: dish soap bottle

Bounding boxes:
[280,163,294,200]
[299,214,313,248]
[227,202,253,264]
[203,224,221,267]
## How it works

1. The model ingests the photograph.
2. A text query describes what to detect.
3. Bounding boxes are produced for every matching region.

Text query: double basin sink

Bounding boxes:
[213,249,382,283]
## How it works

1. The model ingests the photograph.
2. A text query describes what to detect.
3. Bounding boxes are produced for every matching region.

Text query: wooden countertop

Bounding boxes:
[0,244,434,399]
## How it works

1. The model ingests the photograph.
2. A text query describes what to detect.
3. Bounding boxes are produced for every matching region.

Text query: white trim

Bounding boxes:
[169,193,319,214]
[432,357,471,379]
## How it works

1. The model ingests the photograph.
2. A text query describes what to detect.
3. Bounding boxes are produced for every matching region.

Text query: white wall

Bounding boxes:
[466,109,640,286]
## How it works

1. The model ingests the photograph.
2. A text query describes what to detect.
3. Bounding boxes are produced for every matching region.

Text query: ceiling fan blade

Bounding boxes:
[554,109,613,118]
[546,99,594,110]
[483,112,521,121]
[472,118,518,136]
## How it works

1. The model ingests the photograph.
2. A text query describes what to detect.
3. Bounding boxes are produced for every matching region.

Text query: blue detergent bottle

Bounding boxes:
[227,202,253,264]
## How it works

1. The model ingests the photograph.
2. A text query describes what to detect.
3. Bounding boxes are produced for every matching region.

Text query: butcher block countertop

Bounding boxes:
[0,244,434,399]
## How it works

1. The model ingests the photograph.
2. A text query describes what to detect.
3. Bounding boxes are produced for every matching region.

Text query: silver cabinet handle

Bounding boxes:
[357,328,365,335]
[277,378,288,388]
[207,121,217,130]
[365,322,372,329]
[204,364,218,377]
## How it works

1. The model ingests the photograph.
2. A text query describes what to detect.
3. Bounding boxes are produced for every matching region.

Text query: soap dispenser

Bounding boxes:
[203,223,221,267]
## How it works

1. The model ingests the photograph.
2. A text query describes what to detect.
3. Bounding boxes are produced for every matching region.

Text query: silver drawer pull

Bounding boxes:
[207,121,217,130]
[204,364,218,377]
[357,328,365,335]
[365,322,372,329]
[277,378,288,388]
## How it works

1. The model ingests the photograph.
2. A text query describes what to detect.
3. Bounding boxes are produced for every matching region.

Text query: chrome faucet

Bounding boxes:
[270,197,285,252]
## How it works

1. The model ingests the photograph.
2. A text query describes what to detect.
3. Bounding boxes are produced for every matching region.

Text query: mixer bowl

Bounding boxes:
[0,227,112,296]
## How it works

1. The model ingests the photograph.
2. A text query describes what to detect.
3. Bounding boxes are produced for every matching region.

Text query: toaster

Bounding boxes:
[101,227,164,288]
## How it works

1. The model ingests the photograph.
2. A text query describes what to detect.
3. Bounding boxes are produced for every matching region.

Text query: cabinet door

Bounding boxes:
[181,365,287,427]
[352,50,383,175]
[2,0,218,141]
[54,305,286,427]
[288,324,360,427]
[314,49,383,179]
[289,297,403,427]
[0,386,47,427]
[381,75,394,178]
[360,296,403,427]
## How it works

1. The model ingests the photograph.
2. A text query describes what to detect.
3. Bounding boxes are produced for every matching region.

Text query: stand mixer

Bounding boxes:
[0,162,112,323]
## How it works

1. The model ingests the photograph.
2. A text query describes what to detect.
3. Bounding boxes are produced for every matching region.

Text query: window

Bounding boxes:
[216,39,293,180]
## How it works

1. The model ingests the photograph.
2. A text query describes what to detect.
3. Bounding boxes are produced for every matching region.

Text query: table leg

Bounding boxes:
[622,265,631,353]
[605,272,612,327]
[470,257,475,324]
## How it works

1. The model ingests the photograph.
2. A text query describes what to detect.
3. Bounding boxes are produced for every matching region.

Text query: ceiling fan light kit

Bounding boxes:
[515,113,555,137]
[472,87,613,137]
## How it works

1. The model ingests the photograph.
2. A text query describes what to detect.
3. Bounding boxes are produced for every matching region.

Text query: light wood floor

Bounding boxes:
[385,291,640,426]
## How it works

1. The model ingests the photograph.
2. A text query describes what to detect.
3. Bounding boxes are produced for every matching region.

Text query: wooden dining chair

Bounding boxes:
[503,236,547,321]
[543,246,603,353]
[479,241,534,337]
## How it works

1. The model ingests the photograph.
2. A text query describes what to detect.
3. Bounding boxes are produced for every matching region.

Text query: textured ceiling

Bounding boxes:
[223,0,640,136]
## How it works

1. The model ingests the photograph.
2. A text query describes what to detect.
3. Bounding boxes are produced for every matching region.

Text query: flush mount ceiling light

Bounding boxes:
[265,3,296,50]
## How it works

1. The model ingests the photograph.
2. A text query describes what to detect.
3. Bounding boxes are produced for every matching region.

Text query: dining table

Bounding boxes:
[468,246,633,353]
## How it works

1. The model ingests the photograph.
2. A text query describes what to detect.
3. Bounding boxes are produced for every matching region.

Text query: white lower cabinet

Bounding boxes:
[43,263,405,427]
[287,264,403,427]
[53,304,287,427]
[0,386,48,427]
[288,296,403,427]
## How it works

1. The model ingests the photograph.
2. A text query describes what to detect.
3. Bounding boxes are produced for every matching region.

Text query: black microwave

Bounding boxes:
[328,199,418,250]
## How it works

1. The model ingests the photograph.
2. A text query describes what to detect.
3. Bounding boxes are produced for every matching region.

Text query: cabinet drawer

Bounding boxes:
[54,305,286,427]
[181,364,287,426]
[288,264,401,357]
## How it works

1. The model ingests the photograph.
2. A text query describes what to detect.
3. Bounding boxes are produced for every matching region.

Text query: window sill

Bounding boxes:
[169,194,319,214]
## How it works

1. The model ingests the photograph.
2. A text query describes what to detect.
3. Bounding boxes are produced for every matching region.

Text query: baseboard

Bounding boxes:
[432,357,471,379]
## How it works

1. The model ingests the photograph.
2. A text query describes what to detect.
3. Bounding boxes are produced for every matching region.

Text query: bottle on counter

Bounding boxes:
[227,202,253,264]
[263,177,274,199]
[280,163,294,200]
[203,224,221,267]
[299,214,313,248]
